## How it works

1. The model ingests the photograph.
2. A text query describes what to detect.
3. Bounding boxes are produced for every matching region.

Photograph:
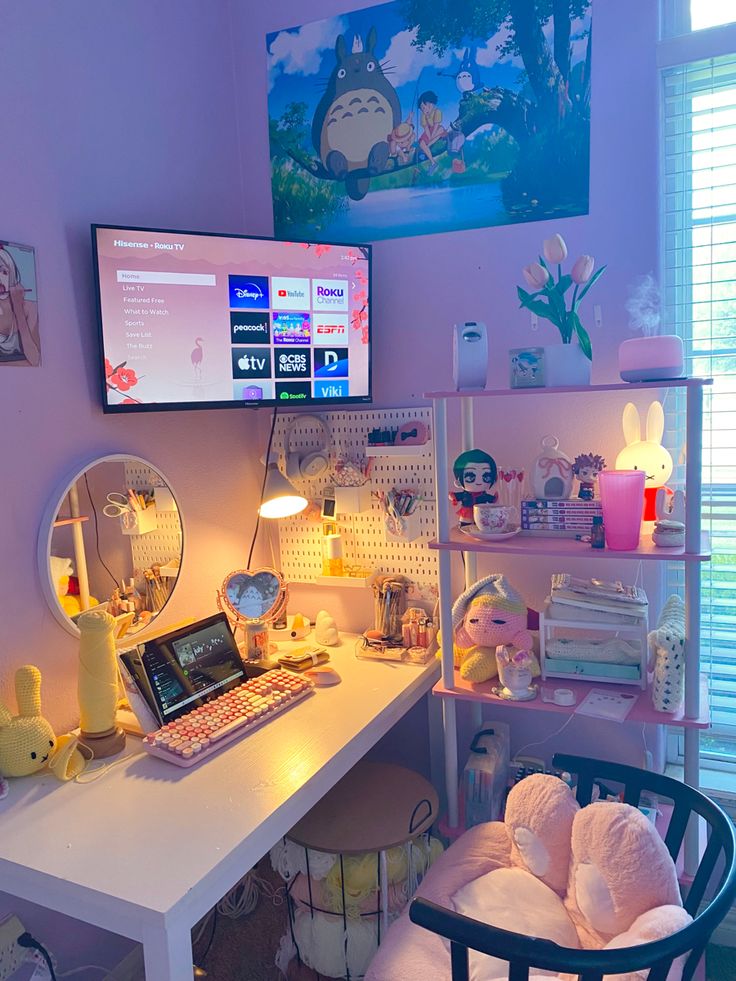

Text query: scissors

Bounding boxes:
[103,493,133,518]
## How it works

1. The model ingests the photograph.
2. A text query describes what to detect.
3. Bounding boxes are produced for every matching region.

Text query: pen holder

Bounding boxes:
[385,510,422,543]
[120,504,158,536]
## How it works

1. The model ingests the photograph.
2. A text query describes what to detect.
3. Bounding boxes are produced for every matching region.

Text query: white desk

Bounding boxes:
[0,638,440,980]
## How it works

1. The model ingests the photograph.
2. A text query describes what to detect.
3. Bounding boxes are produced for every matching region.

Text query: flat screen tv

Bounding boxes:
[92,225,372,413]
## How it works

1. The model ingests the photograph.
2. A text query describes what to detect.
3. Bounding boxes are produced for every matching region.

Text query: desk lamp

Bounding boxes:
[259,460,308,519]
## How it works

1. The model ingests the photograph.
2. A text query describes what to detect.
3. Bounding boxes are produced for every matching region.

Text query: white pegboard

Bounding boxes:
[274,407,438,587]
[124,462,183,572]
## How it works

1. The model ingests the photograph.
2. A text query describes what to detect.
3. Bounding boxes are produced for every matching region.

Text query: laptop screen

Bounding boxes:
[140,613,245,722]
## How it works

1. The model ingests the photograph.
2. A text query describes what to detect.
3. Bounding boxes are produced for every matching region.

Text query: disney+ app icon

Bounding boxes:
[229,275,270,310]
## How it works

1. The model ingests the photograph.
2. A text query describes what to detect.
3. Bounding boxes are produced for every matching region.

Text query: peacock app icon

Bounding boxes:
[229,275,270,310]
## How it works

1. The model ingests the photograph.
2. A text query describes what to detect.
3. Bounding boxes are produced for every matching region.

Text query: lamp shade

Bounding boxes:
[259,463,308,519]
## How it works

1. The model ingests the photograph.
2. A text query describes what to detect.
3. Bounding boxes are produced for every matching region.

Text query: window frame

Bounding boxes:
[659,13,736,767]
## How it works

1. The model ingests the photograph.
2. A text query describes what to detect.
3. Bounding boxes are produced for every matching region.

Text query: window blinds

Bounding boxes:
[663,54,736,742]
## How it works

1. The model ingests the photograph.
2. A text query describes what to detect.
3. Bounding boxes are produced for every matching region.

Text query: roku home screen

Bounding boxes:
[95,228,371,408]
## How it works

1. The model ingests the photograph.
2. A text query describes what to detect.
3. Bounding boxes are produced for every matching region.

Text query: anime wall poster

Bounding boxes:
[0,241,41,366]
[267,1,592,242]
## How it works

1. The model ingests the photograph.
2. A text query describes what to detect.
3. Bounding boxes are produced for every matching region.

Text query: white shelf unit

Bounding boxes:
[428,379,712,874]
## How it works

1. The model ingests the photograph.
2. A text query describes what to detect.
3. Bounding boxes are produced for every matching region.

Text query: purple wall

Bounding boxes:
[233,0,665,768]
[0,1,266,733]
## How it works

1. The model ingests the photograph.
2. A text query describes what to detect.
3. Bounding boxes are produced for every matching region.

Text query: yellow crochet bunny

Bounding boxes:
[0,665,57,777]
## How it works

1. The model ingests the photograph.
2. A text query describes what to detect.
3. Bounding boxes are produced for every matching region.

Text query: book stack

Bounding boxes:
[521,498,602,537]
[548,573,648,624]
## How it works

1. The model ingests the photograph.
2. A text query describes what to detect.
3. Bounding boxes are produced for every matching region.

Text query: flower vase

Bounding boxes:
[543,343,591,388]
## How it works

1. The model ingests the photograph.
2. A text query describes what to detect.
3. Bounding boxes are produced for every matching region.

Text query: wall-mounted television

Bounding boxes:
[92,225,372,413]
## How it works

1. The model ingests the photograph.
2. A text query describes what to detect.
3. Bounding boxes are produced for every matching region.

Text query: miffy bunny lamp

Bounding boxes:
[615,401,673,520]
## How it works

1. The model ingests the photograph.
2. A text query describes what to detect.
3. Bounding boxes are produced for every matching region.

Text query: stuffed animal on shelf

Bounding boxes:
[450,575,537,683]
[0,665,88,783]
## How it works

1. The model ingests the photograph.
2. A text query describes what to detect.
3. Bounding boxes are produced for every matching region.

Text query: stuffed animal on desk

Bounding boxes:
[0,665,88,782]
[448,575,537,684]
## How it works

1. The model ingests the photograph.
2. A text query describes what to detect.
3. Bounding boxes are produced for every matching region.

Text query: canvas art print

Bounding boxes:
[0,241,41,366]
[267,0,592,241]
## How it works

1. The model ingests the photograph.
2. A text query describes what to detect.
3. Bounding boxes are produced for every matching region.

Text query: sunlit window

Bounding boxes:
[691,0,736,32]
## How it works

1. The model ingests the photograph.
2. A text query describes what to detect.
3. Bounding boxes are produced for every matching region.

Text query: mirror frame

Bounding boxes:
[37,452,185,640]
[218,567,288,626]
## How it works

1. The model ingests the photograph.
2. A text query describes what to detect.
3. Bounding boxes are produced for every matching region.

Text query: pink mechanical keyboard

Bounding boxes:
[142,670,314,767]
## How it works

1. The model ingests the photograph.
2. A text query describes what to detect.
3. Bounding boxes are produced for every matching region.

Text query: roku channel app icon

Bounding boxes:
[230,311,270,345]
[312,278,349,312]
[229,275,269,310]
[273,311,311,345]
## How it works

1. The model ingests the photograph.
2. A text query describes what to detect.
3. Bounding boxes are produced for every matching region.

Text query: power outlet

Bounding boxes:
[0,915,26,981]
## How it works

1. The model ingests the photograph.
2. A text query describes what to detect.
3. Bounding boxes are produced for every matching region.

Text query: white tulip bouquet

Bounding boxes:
[517,233,605,361]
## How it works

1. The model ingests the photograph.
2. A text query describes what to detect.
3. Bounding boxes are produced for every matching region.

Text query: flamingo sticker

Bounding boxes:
[191,337,204,380]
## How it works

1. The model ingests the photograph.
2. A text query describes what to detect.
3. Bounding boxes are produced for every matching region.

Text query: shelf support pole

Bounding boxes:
[460,397,478,590]
[434,398,460,828]
[684,381,704,875]
[69,481,91,612]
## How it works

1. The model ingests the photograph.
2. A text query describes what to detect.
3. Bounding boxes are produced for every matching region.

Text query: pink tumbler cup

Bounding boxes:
[598,470,646,550]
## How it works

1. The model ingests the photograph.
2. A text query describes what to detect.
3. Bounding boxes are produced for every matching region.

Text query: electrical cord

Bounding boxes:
[83,471,119,589]
[195,908,217,969]
[247,405,278,570]
[18,932,57,981]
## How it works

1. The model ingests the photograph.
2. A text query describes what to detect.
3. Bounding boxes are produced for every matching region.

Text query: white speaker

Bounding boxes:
[453,322,488,391]
[285,414,331,480]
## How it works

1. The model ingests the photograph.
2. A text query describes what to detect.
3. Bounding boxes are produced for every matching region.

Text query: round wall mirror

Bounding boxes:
[38,454,184,641]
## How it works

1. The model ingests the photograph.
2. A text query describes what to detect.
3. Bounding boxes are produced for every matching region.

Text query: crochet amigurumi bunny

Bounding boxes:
[0,665,57,777]
[451,575,537,683]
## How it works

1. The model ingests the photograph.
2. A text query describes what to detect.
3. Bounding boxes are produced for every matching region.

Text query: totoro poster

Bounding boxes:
[266,0,592,242]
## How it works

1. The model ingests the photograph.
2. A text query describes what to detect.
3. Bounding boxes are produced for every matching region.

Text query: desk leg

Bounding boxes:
[142,921,193,981]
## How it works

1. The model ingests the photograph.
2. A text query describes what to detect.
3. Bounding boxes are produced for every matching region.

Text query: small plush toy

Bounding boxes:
[0,665,89,784]
[0,665,57,777]
[451,575,537,683]
[449,449,498,525]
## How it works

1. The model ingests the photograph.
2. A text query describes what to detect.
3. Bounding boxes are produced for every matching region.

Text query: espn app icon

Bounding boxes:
[312,314,348,346]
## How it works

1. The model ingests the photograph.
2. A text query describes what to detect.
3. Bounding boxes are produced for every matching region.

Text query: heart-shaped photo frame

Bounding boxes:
[219,567,287,625]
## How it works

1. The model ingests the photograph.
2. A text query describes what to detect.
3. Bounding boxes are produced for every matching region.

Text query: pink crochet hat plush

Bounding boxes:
[565,801,683,948]
[504,773,579,895]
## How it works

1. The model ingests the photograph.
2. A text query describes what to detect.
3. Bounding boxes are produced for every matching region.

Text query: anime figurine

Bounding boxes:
[449,449,498,525]
[312,29,400,193]
[388,114,416,166]
[572,453,606,500]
